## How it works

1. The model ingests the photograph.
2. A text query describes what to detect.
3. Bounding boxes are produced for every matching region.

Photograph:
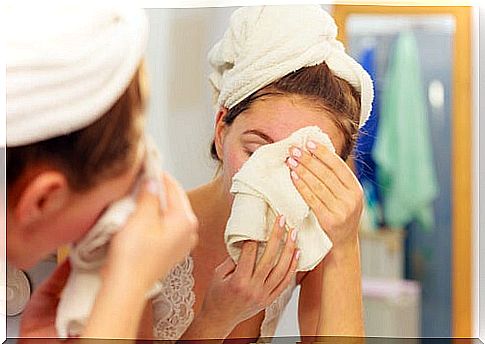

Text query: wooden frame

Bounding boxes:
[332,4,473,337]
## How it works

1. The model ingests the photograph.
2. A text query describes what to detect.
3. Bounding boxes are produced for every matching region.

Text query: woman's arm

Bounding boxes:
[83,174,198,339]
[82,268,151,339]
[317,240,364,335]
[297,266,323,336]
[19,174,197,342]
[298,243,364,337]
[287,142,365,337]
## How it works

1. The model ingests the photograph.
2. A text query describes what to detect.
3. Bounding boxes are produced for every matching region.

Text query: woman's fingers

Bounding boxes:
[161,172,196,219]
[134,179,164,219]
[268,249,299,300]
[253,215,286,282]
[215,257,237,279]
[289,166,332,215]
[287,156,340,214]
[264,227,298,292]
[306,142,360,190]
[159,173,199,248]
[286,142,364,239]
[235,241,258,277]
[289,147,347,200]
[288,169,346,230]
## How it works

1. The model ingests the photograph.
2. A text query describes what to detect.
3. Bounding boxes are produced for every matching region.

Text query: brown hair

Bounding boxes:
[211,62,361,161]
[7,68,145,192]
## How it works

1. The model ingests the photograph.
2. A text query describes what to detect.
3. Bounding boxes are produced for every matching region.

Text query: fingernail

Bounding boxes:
[307,140,317,150]
[290,170,299,180]
[291,147,302,158]
[287,157,298,168]
[296,250,301,260]
[291,228,298,242]
[146,179,159,194]
[279,215,286,228]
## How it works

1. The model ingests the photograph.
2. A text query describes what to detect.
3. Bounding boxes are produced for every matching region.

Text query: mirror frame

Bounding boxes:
[332,4,473,337]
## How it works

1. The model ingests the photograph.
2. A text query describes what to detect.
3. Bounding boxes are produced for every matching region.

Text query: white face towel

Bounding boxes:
[208,5,373,128]
[225,126,335,272]
[55,137,164,338]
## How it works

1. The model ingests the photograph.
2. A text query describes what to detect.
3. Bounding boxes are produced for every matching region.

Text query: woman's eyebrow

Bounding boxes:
[242,129,274,143]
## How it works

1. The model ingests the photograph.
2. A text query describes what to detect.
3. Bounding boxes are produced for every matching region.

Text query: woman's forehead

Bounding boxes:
[234,96,345,150]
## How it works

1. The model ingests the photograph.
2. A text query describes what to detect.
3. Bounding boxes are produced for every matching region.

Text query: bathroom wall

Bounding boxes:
[145,7,235,190]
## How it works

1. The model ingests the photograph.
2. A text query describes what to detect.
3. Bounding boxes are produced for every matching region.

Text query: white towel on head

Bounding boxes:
[208,5,373,128]
[225,126,334,272]
[6,1,148,147]
[55,137,164,338]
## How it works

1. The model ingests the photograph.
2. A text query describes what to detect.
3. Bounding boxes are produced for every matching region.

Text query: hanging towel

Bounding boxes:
[225,126,334,272]
[355,45,382,230]
[55,137,164,338]
[355,46,380,201]
[372,31,438,231]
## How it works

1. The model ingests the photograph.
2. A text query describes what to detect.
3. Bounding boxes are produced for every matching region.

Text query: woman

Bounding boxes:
[6,4,198,339]
[149,5,372,340]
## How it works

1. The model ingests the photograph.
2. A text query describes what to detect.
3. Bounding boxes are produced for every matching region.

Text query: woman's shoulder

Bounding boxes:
[186,179,219,203]
[187,183,210,201]
[186,182,214,217]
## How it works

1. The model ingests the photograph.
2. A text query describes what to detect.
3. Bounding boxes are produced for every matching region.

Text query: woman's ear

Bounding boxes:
[214,107,229,161]
[14,171,70,228]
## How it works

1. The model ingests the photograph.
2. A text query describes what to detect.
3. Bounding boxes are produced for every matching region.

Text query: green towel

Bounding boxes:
[372,31,438,231]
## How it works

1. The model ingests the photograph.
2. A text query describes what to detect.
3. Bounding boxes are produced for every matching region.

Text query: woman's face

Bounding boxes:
[216,95,346,197]
[7,141,145,269]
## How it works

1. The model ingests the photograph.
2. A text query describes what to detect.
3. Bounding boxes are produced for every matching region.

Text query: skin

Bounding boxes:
[9,140,199,340]
[182,216,299,340]
[161,94,365,340]
[83,173,198,339]
[7,142,145,270]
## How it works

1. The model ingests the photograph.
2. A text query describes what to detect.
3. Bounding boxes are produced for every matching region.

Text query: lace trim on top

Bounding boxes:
[152,255,297,340]
[152,256,195,340]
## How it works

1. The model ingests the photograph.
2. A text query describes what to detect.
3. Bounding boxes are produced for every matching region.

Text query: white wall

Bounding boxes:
[145,7,236,190]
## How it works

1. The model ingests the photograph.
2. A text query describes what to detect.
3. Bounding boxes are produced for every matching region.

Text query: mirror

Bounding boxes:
[48,4,472,340]
[140,4,473,338]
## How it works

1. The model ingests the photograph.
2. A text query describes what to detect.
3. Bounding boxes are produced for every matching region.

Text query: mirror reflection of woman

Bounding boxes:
[145,5,372,341]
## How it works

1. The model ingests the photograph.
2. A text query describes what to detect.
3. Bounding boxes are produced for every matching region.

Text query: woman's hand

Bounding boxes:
[19,172,199,341]
[84,172,199,339]
[286,141,364,249]
[105,172,199,291]
[182,216,299,339]
[287,141,365,337]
